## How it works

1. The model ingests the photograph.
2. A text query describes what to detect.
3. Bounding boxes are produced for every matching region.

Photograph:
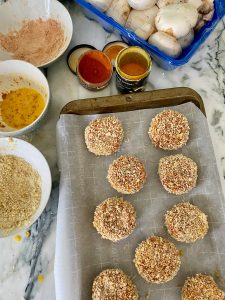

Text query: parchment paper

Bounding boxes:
[55,102,225,300]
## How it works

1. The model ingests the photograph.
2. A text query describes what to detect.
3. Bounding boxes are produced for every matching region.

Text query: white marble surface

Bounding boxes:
[0,2,225,300]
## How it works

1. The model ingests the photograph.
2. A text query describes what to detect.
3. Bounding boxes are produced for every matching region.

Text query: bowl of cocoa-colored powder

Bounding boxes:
[0,0,73,67]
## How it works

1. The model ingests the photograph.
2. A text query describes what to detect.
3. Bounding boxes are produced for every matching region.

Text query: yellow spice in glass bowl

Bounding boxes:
[1,87,45,129]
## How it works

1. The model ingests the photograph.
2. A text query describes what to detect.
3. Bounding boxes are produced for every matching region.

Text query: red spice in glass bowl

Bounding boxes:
[77,50,113,90]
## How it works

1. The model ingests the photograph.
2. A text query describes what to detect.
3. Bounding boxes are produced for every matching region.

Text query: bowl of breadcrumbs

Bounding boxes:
[0,137,51,237]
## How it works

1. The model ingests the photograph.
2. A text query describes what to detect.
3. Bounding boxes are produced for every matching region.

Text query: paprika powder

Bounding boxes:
[77,50,112,90]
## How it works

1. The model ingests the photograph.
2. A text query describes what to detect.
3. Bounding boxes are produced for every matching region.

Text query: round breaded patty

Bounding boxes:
[85,116,124,156]
[134,236,181,284]
[182,274,225,300]
[165,202,208,243]
[158,154,198,195]
[93,197,136,242]
[107,155,147,194]
[149,110,190,150]
[92,269,138,300]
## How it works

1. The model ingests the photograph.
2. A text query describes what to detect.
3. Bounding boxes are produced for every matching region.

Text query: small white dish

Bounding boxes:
[0,137,52,238]
[0,59,50,136]
[0,0,73,67]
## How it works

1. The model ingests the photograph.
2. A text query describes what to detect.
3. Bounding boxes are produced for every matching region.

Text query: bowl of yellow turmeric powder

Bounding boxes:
[0,60,50,136]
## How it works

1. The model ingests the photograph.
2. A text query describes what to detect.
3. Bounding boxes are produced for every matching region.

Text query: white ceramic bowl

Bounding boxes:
[0,0,73,67]
[0,137,52,238]
[0,59,50,136]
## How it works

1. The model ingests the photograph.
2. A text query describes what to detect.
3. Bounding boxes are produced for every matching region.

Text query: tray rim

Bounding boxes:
[60,87,206,116]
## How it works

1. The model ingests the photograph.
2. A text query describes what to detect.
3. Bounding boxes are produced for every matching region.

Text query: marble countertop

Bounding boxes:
[1,2,225,300]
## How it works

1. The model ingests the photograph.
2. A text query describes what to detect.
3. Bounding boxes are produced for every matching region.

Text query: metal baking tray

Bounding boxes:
[56,87,225,300]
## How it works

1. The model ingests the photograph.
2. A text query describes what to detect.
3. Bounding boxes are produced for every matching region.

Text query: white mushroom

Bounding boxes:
[88,0,113,11]
[184,0,203,10]
[203,9,214,21]
[106,0,131,25]
[128,0,156,10]
[184,0,214,13]
[195,19,205,30]
[195,7,214,30]
[178,29,194,48]
[200,0,214,14]
[127,5,159,26]
[157,0,184,9]
[148,31,182,57]
[126,6,158,39]
[155,3,198,39]
[194,13,205,30]
[134,24,155,39]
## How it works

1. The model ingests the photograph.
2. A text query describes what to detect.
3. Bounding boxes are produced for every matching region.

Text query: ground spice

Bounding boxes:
[120,61,147,76]
[78,51,111,84]
[1,88,45,129]
[0,155,41,234]
[0,18,65,66]
[105,45,125,61]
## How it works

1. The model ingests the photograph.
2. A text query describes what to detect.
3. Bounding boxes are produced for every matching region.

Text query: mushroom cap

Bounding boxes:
[148,31,182,57]
[178,29,194,48]
[88,0,113,11]
[157,0,184,9]
[128,0,156,10]
[184,0,203,11]
[134,23,156,40]
[107,0,131,25]
[199,0,214,14]
[126,5,159,28]
[155,3,198,38]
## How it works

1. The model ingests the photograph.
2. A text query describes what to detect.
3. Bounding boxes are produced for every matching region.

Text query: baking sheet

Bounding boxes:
[55,102,225,300]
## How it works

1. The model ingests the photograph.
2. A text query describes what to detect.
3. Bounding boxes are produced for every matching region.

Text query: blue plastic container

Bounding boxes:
[74,0,225,70]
